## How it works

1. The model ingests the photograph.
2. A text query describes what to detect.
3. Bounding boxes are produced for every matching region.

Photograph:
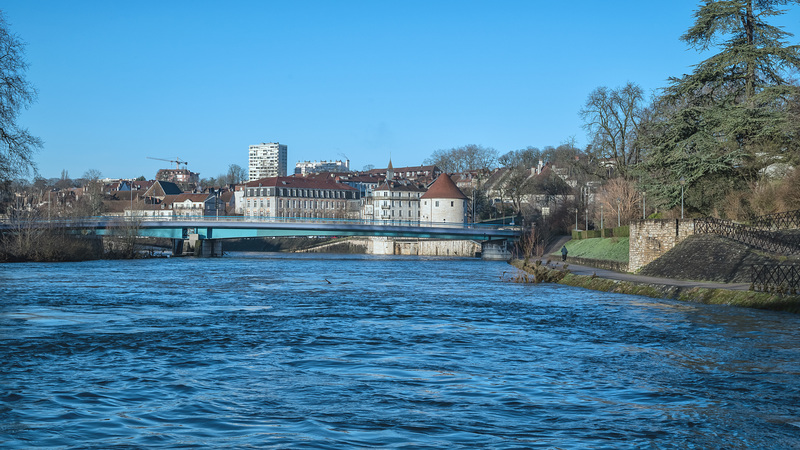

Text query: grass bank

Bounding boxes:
[551,237,629,262]
[510,260,800,314]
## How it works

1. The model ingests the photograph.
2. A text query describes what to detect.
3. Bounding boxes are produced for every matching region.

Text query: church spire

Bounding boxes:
[386,158,394,181]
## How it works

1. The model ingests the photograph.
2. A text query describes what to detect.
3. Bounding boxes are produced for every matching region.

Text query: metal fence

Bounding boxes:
[752,264,800,294]
[694,217,800,255]
[749,209,800,230]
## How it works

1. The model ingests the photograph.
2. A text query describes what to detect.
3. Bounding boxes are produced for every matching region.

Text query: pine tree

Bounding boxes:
[641,0,800,214]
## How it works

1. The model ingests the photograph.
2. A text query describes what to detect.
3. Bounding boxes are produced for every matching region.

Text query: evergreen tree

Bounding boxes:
[641,0,800,214]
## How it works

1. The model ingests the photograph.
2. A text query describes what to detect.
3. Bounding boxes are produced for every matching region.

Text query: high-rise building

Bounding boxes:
[249,142,288,180]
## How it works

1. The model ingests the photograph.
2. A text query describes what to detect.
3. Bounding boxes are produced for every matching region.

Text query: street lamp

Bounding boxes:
[642,192,646,220]
[680,177,685,219]
[575,207,578,231]
[582,186,589,231]
[616,197,621,227]
[600,204,604,230]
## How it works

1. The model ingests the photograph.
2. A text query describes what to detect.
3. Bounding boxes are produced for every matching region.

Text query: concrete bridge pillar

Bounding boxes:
[481,239,513,260]
[198,239,223,257]
[171,235,223,257]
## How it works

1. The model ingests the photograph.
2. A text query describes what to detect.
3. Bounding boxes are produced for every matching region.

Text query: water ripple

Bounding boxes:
[2,254,800,448]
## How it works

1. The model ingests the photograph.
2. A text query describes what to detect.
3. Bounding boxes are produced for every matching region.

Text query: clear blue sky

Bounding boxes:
[4,1,800,180]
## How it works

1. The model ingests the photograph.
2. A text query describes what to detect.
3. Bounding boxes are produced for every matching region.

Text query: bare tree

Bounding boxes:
[226,164,247,185]
[425,144,497,173]
[580,83,645,179]
[594,178,642,227]
[0,11,43,209]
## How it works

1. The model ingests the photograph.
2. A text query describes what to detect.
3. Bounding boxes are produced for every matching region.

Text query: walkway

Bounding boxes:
[536,258,752,292]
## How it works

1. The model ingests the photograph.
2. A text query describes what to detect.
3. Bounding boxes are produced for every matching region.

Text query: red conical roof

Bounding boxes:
[421,174,467,200]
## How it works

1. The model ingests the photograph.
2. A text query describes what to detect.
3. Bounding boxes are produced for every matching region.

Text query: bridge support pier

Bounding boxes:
[481,239,513,260]
[197,239,223,257]
[171,235,223,257]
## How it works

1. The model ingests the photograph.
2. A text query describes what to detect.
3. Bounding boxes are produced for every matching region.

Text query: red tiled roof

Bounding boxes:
[420,174,467,200]
[374,181,426,192]
[245,176,357,191]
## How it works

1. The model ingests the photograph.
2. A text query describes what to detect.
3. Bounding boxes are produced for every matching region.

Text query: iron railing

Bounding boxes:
[694,217,800,256]
[752,264,800,294]
[749,209,800,231]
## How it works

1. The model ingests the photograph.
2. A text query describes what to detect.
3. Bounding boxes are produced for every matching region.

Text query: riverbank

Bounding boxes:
[510,259,800,314]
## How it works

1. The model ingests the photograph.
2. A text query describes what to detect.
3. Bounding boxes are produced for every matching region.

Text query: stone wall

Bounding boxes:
[368,237,480,257]
[566,256,629,273]
[629,219,694,272]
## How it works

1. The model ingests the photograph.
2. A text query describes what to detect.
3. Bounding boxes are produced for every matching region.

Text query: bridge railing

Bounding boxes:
[0,214,521,232]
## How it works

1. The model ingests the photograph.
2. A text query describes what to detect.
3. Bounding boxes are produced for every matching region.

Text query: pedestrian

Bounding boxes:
[561,245,568,262]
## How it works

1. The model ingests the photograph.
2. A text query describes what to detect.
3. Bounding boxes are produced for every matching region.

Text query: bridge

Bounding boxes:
[0,215,522,257]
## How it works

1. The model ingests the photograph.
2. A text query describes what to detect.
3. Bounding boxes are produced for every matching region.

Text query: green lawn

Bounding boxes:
[552,237,629,262]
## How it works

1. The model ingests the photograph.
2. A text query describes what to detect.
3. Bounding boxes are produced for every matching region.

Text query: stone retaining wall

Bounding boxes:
[566,256,629,273]
[629,219,694,272]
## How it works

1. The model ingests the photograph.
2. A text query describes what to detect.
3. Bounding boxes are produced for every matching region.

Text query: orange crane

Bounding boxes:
[147,156,188,170]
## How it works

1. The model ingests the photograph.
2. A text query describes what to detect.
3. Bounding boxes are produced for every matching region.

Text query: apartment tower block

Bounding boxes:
[248,142,288,180]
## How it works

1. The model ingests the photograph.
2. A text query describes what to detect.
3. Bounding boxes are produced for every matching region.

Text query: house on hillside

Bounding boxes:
[142,181,183,204]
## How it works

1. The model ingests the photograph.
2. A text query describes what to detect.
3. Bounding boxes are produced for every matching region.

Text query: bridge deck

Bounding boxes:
[1,216,521,241]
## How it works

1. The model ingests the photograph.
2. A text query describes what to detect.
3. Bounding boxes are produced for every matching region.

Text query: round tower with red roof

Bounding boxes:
[420,174,468,224]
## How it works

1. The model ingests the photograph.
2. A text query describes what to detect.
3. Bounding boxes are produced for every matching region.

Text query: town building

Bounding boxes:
[366,181,426,223]
[242,176,360,219]
[420,174,468,224]
[156,168,200,186]
[295,159,350,175]
[368,164,441,183]
[249,142,288,180]
[141,181,183,204]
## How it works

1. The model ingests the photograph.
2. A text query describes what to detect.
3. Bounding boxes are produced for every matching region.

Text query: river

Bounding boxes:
[1,253,799,448]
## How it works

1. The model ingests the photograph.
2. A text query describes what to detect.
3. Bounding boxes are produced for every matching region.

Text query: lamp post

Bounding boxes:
[582,186,589,231]
[680,177,685,219]
[642,192,646,220]
[575,207,578,231]
[600,204,604,230]
[616,197,621,227]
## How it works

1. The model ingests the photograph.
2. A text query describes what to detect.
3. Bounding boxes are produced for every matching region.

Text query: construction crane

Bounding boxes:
[147,156,189,170]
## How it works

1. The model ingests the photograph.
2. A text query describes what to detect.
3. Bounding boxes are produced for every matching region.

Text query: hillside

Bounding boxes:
[639,234,800,283]
[551,237,629,262]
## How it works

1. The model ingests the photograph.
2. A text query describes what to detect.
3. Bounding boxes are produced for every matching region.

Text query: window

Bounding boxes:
[435,201,439,207]
[451,201,454,207]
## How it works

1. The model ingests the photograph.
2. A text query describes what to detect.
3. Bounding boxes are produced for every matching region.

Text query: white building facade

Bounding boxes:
[420,175,468,225]
[366,182,425,224]
[243,176,360,219]
[249,142,288,180]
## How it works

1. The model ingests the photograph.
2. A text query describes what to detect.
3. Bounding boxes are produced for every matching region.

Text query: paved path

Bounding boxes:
[535,258,751,291]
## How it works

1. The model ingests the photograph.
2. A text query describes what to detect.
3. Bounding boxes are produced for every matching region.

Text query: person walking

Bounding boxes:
[561,245,568,262]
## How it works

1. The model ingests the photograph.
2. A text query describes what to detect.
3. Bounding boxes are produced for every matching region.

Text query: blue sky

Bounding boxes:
[4,1,800,180]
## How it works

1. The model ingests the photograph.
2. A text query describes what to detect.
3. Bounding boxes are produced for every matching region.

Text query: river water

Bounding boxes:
[1,253,799,448]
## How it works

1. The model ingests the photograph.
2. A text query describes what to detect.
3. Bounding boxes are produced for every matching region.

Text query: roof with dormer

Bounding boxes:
[420,174,467,200]
[244,176,357,191]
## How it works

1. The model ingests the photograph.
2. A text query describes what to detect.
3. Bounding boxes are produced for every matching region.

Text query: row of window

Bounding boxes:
[374,191,422,198]
[246,188,354,199]
[380,210,415,218]
[246,200,346,209]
